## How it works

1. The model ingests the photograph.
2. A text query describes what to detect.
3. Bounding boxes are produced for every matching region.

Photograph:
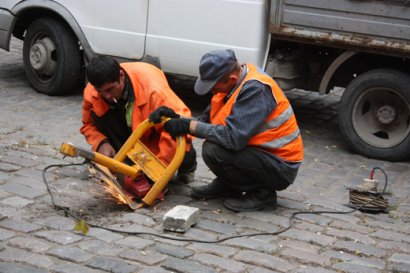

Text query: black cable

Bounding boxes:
[42,164,388,244]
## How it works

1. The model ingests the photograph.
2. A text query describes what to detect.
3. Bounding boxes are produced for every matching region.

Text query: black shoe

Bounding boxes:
[175,171,195,184]
[191,179,239,199]
[223,190,277,212]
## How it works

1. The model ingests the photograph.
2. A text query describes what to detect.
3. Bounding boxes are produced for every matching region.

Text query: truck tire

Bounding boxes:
[338,69,410,161]
[23,18,83,95]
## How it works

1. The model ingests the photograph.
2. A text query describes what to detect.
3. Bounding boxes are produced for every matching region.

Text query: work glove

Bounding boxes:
[164,118,191,139]
[149,106,179,124]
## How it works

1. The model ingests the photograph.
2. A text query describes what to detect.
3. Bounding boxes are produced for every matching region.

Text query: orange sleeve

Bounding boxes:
[79,88,108,151]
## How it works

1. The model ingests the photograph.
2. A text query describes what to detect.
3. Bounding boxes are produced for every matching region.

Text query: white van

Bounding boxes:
[0,0,269,95]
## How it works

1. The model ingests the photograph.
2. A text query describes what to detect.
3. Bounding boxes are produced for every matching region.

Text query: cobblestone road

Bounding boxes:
[0,39,409,273]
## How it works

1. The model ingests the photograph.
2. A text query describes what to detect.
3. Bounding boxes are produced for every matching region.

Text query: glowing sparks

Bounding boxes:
[102,185,127,204]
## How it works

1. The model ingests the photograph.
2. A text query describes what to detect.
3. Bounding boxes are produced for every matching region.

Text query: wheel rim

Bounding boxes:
[352,87,410,148]
[29,35,57,79]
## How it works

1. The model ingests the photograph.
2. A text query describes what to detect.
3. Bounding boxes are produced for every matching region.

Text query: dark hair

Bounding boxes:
[86,55,121,88]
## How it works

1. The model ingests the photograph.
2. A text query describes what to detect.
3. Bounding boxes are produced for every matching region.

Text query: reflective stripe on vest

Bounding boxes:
[256,106,294,134]
[259,128,300,149]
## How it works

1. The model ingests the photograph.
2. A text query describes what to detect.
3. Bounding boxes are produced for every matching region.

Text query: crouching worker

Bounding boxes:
[80,56,197,197]
[152,49,303,212]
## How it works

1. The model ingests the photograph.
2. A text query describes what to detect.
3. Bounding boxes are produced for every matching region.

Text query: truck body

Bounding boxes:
[1,0,410,160]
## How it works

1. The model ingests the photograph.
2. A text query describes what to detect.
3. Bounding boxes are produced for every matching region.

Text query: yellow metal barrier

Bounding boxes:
[60,118,186,209]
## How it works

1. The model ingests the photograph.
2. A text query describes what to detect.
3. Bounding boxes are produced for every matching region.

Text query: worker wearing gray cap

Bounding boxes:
[150,49,303,212]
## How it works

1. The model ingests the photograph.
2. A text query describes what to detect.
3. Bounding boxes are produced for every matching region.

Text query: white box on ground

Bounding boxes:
[162,205,200,232]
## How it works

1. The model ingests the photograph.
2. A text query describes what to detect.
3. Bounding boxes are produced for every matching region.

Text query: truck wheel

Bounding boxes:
[23,18,83,95]
[338,69,410,161]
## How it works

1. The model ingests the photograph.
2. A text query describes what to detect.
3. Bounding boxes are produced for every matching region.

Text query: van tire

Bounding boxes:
[23,18,83,95]
[338,69,410,161]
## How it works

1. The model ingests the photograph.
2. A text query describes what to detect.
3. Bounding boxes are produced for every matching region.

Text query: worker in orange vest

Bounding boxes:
[152,49,303,212]
[80,56,197,196]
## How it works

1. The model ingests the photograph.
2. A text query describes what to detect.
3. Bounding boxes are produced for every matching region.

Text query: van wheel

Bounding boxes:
[23,18,83,95]
[338,69,410,161]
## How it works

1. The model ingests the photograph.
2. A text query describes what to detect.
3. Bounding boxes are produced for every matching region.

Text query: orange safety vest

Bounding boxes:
[210,64,303,162]
[80,62,192,165]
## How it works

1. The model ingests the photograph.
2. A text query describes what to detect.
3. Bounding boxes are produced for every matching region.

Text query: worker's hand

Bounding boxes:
[97,142,116,158]
[164,118,191,138]
[149,106,179,124]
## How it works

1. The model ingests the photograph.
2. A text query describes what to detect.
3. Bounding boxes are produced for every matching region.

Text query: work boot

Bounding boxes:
[175,171,195,184]
[223,190,277,212]
[191,178,240,199]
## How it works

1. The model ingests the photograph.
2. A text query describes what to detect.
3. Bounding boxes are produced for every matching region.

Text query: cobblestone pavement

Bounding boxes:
[0,39,409,273]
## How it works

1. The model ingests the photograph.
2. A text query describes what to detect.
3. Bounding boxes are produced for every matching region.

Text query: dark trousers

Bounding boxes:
[91,110,196,174]
[202,141,290,193]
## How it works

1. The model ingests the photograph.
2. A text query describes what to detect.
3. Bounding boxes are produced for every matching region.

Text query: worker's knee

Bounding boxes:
[202,141,231,166]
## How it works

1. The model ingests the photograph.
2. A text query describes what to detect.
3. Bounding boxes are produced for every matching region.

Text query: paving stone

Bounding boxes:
[86,256,140,273]
[114,236,155,249]
[325,229,375,245]
[388,253,410,273]
[0,206,19,218]
[0,155,39,168]
[119,249,167,265]
[329,220,374,234]
[184,227,219,242]
[281,247,331,266]
[192,253,247,273]
[238,211,291,227]
[0,219,42,233]
[187,242,237,258]
[196,218,237,235]
[163,205,199,232]
[367,219,410,235]
[295,222,325,233]
[116,212,156,227]
[370,229,410,244]
[152,235,190,247]
[33,215,76,231]
[0,162,21,172]
[332,240,387,258]
[46,245,93,263]
[277,197,311,211]
[5,175,46,191]
[49,262,101,273]
[221,237,279,254]
[78,239,125,256]
[234,250,295,272]
[0,227,16,240]
[0,247,54,268]
[278,239,321,253]
[0,196,34,207]
[0,173,10,181]
[294,267,336,273]
[0,262,49,273]
[332,262,380,273]
[7,236,52,253]
[377,240,410,254]
[87,227,124,242]
[34,230,83,245]
[247,266,279,273]
[138,267,173,273]
[323,250,385,270]
[294,213,333,226]
[161,257,216,273]
[279,229,336,247]
[151,243,194,258]
[235,218,280,233]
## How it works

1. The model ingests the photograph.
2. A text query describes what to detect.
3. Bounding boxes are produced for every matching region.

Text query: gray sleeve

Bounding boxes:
[193,80,276,151]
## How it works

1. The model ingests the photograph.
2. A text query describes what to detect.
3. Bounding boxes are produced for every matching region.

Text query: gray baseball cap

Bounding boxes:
[194,49,238,95]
